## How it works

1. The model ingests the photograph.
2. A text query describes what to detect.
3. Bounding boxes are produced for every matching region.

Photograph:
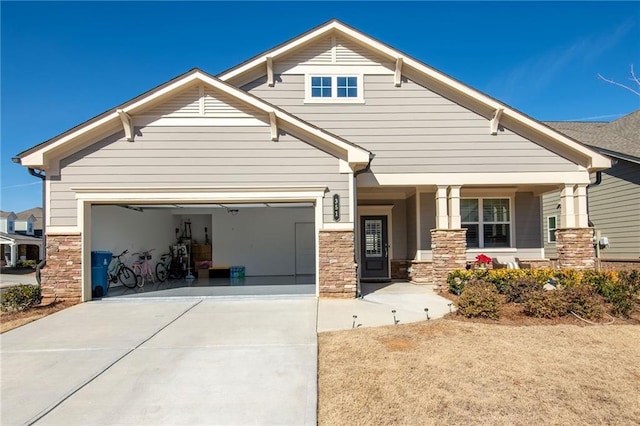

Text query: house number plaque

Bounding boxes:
[333,194,340,222]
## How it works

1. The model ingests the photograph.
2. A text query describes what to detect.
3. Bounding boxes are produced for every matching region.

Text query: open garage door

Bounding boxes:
[89,202,316,299]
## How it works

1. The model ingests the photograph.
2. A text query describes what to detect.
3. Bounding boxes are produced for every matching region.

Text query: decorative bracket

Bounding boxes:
[490,108,504,135]
[269,110,278,141]
[266,56,274,87]
[394,57,403,87]
[116,109,135,142]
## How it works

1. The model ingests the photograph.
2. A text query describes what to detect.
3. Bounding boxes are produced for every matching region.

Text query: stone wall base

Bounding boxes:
[319,230,356,298]
[40,234,82,304]
[409,261,434,284]
[391,260,411,280]
[556,228,595,270]
[431,229,467,287]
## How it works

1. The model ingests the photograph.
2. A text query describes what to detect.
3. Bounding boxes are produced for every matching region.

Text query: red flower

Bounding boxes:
[475,254,492,265]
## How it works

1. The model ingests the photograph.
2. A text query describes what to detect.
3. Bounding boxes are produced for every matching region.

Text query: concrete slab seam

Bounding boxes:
[22,299,203,426]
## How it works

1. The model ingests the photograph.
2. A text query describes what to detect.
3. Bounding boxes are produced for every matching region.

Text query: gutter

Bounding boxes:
[352,153,375,299]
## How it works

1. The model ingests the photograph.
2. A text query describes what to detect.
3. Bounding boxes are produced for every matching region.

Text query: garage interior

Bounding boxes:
[91,203,316,299]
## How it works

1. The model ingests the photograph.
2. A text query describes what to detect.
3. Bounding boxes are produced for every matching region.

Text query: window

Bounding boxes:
[7,221,14,234]
[27,222,34,235]
[547,216,557,243]
[461,198,511,248]
[307,75,362,102]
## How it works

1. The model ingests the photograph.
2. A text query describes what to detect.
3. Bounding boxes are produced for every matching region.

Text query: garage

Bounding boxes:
[90,201,317,299]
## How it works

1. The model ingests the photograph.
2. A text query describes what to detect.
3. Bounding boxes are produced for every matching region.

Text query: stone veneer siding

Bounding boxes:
[391,260,411,280]
[556,228,595,270]
[431,229,467,286]
[409,261,433,284]
[319,229,356,297]
[40,234,82,304]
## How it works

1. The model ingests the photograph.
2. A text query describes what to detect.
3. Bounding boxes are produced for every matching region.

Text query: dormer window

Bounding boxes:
[306,74,363,103]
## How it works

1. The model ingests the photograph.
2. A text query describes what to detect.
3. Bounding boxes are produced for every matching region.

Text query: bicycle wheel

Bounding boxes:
[118,266,138,288]
[156,263,168,282]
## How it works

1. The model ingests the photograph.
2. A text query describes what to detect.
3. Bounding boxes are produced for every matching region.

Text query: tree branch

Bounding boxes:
[597,64,640,97]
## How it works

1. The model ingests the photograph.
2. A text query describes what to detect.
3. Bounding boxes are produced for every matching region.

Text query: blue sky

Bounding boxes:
[2,1,639,212]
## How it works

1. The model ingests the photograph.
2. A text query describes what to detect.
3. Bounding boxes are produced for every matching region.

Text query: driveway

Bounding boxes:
[0,297,317,425]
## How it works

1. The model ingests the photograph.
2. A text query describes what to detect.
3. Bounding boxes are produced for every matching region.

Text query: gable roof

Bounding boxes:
[17,68,371,170]
[218,19,611,172]
[545,110,640,164]
[0,211,17,220]
[16,207,43,229]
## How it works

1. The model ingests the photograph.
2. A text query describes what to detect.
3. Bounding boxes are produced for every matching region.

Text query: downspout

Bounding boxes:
[586,171,602,228]
[352,153,375,298]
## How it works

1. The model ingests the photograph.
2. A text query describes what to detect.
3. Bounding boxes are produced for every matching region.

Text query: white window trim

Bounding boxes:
[461,197,514,249]
[547,215,557,244]
[304,73,365,103]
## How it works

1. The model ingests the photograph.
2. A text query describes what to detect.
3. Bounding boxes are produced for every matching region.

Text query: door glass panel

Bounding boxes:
[364,219,382,257]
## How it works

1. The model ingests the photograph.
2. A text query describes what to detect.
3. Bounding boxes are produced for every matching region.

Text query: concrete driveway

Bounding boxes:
[1,297,317,425]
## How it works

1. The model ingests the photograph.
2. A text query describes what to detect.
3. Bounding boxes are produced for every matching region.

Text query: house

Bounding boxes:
[15,207,43,237]
[15,20,611,303]
[1,210,43,267]
[543,111,640,268]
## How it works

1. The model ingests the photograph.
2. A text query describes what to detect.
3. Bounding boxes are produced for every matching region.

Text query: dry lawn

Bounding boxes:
[319,319,640,425]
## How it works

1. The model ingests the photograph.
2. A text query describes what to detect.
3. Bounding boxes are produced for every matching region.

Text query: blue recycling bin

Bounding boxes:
[91,251,112,298]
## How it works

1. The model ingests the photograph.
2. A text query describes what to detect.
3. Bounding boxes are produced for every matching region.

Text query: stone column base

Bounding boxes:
[319,229,356,298]
[556,227,595,270]
[431,229,467,287]
[391,260,411,280]
[409,261,433,284]
[40,234,82,304]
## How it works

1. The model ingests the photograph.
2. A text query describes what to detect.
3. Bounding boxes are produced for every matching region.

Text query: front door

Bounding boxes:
[360,215,389,280]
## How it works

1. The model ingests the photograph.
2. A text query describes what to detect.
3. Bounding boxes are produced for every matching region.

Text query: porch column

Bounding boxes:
[448,186,461,229]
[430,185,467,287]
[435,186,449,229]
[10,243,18,267]
[557,184,595,270]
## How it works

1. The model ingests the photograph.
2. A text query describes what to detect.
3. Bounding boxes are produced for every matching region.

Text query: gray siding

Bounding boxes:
[49,126,348,226]
[406,194,417,259]
[589,159,640,258]
[514,192,543,249]
[543,159,640,259]
[542,191,560,258]
[244,74,580,174]
[419,193,436,251]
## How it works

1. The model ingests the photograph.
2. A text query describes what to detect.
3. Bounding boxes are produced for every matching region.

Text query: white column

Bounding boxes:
[448,186,461,229]
[415,191,422,260]
[560,184,576,228]
[10,243,18,267]
[435,186,449,229]
[574,184,589,228]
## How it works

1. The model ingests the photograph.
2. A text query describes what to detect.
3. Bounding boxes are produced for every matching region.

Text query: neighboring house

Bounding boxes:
[15,20,610,303]
[543,111,640,263]
[0,210,43,267]
[15,207,44,237]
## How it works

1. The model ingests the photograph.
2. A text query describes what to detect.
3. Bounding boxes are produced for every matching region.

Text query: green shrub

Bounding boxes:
[598,270,639,318]
[504,277,541,303]
[457,280,502,320]
[523,290,568,318]
[447,270,473,295]
[1,284,42,312]
[565,284,604,320]
[16,259,36,268]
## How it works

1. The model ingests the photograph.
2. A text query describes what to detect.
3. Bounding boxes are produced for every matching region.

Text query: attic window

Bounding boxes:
[306,74,363,103]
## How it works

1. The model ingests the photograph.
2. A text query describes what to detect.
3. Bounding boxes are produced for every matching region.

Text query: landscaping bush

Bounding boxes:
[503,277,541,303]
[564,284,604,320]
[447,270,473,295]
[523,290,568,318]
[457,280,502,320]
[597,270,640,318]
[1,284,42,312]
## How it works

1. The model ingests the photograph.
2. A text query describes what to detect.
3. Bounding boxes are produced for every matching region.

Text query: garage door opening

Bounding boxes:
[90,202,316,298]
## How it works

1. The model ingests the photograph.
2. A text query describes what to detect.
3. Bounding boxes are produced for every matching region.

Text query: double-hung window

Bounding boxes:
[547,216,557,243]
[461,198,512,248]
[307,75,362,102]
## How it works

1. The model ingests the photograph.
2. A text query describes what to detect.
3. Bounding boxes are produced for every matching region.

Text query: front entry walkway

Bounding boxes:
[1,297,317,425]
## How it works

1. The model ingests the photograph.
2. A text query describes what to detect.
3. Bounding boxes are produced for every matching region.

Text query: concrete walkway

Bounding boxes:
[318,281,454,332]
[1,297,317,425]
[0,270,37,288]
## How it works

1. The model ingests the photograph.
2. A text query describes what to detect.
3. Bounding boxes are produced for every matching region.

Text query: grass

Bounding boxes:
[318,319,640,425]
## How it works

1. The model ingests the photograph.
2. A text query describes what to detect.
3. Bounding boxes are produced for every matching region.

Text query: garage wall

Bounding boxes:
[91,206,174,263]
[211,207,314,276]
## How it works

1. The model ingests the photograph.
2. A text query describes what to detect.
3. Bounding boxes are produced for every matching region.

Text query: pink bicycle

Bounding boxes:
[131,249,156,287]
